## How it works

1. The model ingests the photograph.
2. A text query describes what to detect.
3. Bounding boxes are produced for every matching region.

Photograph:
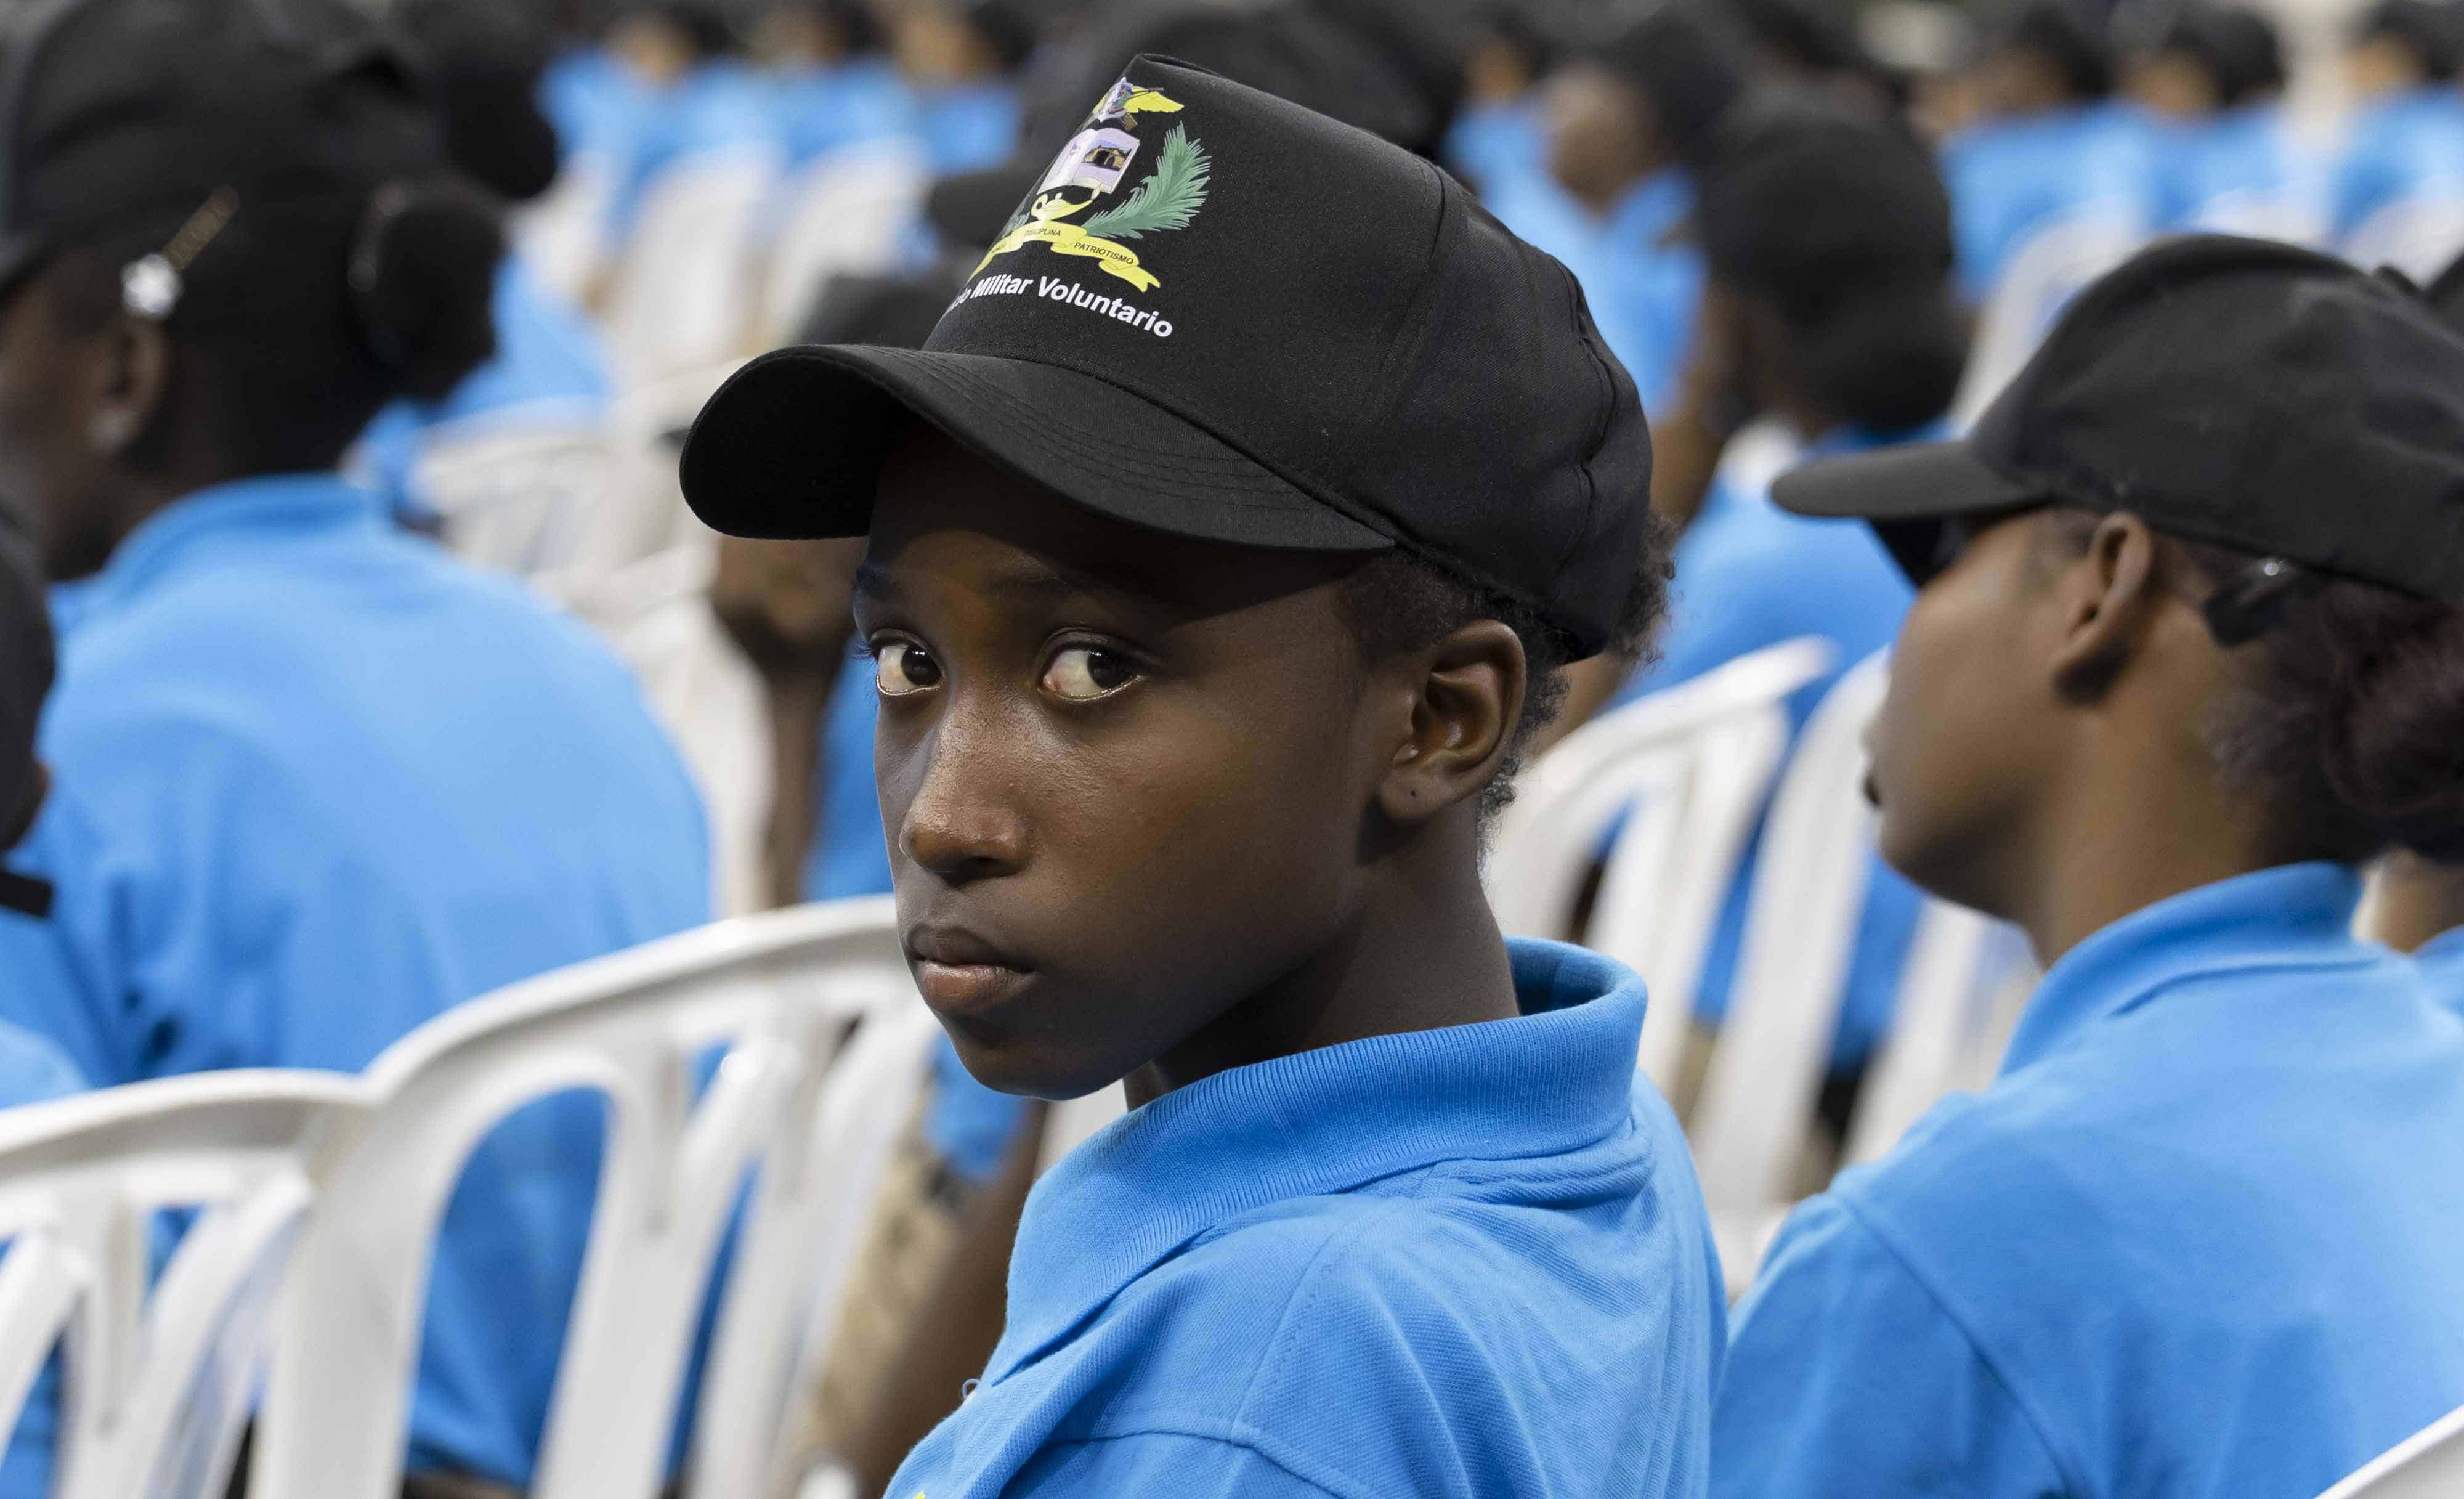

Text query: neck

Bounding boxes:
[2010,728,2292,967]
[1126,819,1520,1108]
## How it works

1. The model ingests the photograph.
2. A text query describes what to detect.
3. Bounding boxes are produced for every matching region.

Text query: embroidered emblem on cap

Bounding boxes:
[976,79,1210,293]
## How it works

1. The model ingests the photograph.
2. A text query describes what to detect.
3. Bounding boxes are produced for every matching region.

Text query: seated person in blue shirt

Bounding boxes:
[1568,99,1961,1136]
[359,0,615,526]
[600,2,785,243]
[2331,0,2464,277]
[1941,2,2154,323]
[0,0,711,1489]
[0,482,91,1499]
[1441,3,1557,195]
[755,0,917,171]
[1715,235,2464,1498]
[1729,0,1907,116]
[677,55,1724,1499]
[890,1,1029,176]
[2124,2,2318,240]
[1518,7,1747,413]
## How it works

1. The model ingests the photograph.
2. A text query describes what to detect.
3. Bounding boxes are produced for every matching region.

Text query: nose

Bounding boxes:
[898,698,1029,885]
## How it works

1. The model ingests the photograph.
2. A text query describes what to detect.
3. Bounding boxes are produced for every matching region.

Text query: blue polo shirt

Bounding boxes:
[0,1020,85,1499]
[1943,105,2155,304]
[0,474,711,1485]
[888,940,1725,1499]
[1713,863,2464,1498]
[2413,925,2464,1018]
[2331,88,2464,258]
[606,60,784,239]
[913,79,1018,174]
[1610,427,1925,1071]
[774,56,915,169]
[2147,104,2319,240]
[1443,95,1546,197]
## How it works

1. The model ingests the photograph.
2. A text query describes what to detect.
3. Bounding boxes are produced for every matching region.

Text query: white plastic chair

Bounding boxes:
[515,153,618,308]
[1955,208,2145,425]
[2343,192,2464,285]
[605,146,782,388]
[251,898,936,1499]
[759,140,932,343]
[0,1072,369,1499]
[2318,1402,2464,1498]
[1488,639,1836,1092]
[1688,653,2019,1288]
[413,418,623,581]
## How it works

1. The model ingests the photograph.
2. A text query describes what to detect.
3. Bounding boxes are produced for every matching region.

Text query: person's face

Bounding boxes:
[1973,46,2074,120]
[0,269,145,583]
[2347,35,2428,101]
[1865,511,2064,917]
[1544,65,1660,209]
[1464,35,1538,107]
[610,14,697,87]
[854,434,1387,1100]
[2126,51,2221,120]
[753,4,845,68]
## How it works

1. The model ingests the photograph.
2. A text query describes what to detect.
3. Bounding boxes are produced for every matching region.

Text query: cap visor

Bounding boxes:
[1772,439,2049,585]
[680,345,1395,554]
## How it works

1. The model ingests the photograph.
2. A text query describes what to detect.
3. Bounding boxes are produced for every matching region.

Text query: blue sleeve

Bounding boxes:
[1712,1194,2070,1499]
[0,790,135,1086]
[1011,1432,1344,1498]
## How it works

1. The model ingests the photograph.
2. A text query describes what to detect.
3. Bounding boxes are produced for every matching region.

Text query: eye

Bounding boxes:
[1041,645,1138,702]
[873,640,942,697]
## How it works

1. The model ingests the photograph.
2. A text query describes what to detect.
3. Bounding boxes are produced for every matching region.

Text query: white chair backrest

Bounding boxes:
[0,1073,368,1499]
[579,542,770,920]
[1690,653,2021,1287]
[605,147,780,388]
[413,420,624,581]
[252,900,926,1499]
[515,152,617,307]
[1489,640,1836,1091]
[759,141,932,343]
[1955,207,2144,426]
[2343,190,2464,284]
[2319,1402,2464,1499]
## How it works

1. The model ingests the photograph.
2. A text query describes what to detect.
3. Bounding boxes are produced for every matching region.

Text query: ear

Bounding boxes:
[79,304,173,460]
[1376,620,1527,825]
[2045,511,2165,702]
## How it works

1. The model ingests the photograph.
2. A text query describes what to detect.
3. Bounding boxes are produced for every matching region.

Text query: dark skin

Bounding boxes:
[853,429,1526,1108]
[1871,509,2318,965]
[0,254,285,583]
[1544,64,1669,217]
[2370,854,2464,953]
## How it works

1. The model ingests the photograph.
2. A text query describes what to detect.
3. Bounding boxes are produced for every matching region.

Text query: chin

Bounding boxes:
[938,1022,1132,1106]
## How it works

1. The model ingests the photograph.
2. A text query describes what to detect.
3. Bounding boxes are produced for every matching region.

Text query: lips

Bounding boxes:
[906,925,1039,1017]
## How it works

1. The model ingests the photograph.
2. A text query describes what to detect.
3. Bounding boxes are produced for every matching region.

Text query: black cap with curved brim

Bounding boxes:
[1775,234,2464,606]
[682,53,1654,656]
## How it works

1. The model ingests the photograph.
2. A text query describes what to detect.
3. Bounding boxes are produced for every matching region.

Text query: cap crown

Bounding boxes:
[1974,235,2464,603]
[920,54,1651,648]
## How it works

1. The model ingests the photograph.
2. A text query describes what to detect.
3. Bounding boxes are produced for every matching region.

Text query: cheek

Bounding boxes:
[1870,585,2020,863]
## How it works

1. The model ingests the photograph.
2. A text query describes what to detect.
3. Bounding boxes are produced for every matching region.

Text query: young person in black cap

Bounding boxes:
[1509,4,1747,413]
[1711,235,2464,1498]
[1562,99,1964,1145]
[0,1,710,1492]
[0,498,93,1499]
[680,53,1722,1499]
[2332,0,2464,277]
[2123,2,2309,239]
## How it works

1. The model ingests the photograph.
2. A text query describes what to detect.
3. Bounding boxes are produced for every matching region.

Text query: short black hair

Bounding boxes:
[2358,0,2464,82]
[1337,519,1676,819]
[1999,0,2114,101]
[2148,3,2287,106]
[2040,508,2464,865]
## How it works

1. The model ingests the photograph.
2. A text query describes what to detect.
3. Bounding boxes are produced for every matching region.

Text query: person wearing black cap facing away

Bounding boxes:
[1940,1,2154,364]
[1711,235,2464,1498]
[2332,0,2464,278]
[0,1,711,1493]
[0,500,94,1499]
[1502,3,1746,416]
[681,54,1721,1499]
[1562,99,1966,1152]
[2123,2,2311,240]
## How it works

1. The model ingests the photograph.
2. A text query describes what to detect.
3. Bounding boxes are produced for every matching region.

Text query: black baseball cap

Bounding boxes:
[682,55,1653,654]
[1586,6,1750,165]
[1697,96,1952,307]
[0,0,439,301]
[1775,235,2464,610]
